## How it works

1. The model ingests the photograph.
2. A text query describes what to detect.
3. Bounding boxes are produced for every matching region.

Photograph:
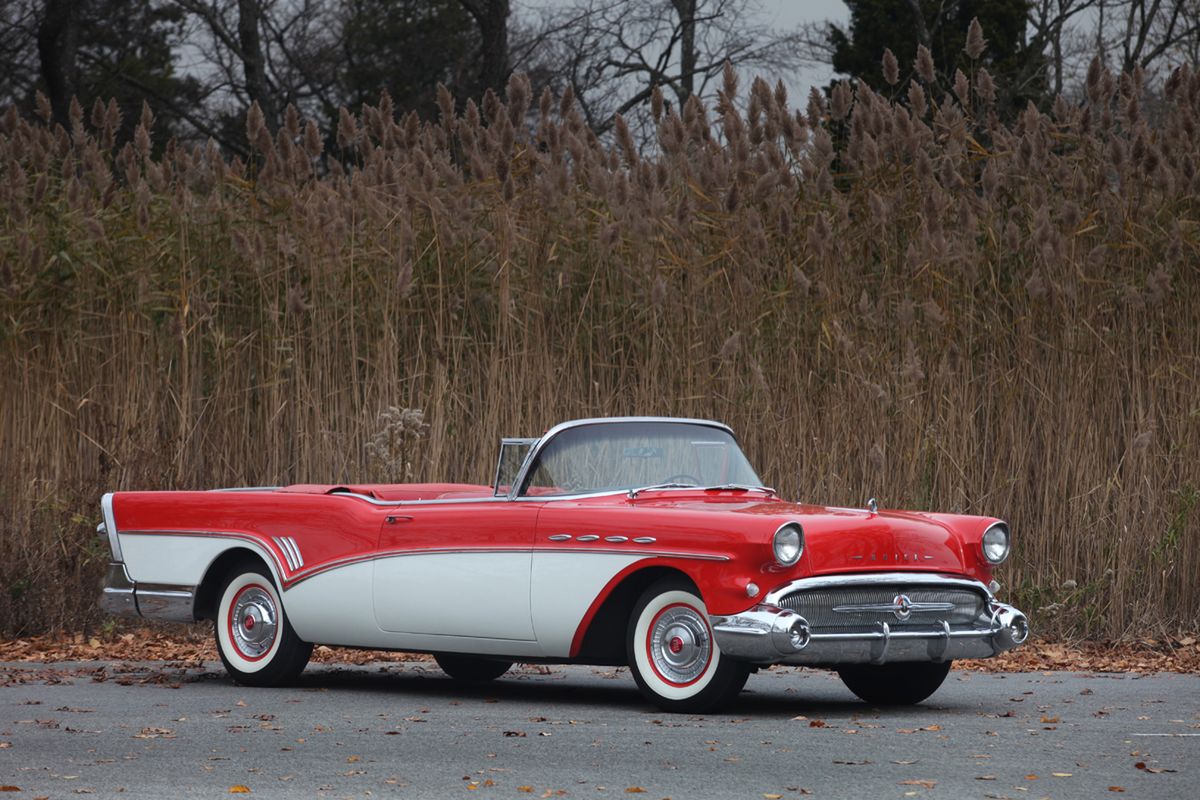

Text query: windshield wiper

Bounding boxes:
[627,482,698,498]
[700,483,777,495]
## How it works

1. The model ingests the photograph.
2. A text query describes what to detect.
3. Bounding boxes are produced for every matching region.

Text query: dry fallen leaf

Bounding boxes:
[0,788,21,793]
[1108,787,1126,792]
[764,794,783,799]
[517,788,533,794]
[1134,762,1177,774]
[228,787,250,794]
[976,775,996,781]
[809,720,826,728]
[624,789,646,794]
[1025,774,1039,780]
[346,756,360,763]
[1041,715,1061,724]
[1052,772,1073,777]
[898,780,937,790]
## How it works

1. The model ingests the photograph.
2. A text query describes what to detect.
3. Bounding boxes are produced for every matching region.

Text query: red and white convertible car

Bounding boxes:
[99,417,1028,712]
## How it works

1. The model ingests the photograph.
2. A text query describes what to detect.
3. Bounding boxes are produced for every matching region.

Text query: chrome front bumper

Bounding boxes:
[710,573,1029,666]
[99,562,196,623]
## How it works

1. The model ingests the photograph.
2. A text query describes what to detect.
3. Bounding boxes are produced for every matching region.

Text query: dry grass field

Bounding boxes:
[1,62,1197,639]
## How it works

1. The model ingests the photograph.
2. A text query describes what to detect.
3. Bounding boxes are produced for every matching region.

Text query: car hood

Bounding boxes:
[625,494,984,575]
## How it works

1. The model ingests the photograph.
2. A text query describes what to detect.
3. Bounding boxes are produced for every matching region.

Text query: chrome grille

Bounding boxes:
[778,586,985,630]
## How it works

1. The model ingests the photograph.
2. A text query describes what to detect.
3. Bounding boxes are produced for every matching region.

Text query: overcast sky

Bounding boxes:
[520,0,852,100]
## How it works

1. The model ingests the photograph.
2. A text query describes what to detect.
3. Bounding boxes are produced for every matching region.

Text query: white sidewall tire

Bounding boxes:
[217,572,284,675]
[631,588,721,702]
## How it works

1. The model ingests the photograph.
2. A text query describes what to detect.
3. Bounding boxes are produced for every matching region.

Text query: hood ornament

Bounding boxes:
[867,497,877,514]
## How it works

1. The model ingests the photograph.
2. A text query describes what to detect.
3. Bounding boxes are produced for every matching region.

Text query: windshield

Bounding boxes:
[520,421,761,497]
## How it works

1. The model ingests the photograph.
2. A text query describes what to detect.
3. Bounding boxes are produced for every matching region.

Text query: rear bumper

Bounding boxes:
[710,574,1029,666]
[99,562,196,623]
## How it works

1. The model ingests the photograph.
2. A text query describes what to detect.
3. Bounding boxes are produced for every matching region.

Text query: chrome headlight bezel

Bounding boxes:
[981,521,1010,565]
[772,522,804,567]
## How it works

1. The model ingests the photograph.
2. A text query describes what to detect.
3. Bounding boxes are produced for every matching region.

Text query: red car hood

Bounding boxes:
[626,494,978,576]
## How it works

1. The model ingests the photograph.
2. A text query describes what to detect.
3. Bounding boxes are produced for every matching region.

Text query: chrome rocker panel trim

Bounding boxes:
[711,573,1029,666]
[99,562,196,623]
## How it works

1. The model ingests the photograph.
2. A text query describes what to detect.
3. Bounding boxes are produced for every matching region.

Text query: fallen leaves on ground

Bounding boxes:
[228,787,251,794]
[1134,762,1177,774]
[898,780,937,789]
[959,637,1200,673]
[0,629,432,665]
[0,628,1194,670]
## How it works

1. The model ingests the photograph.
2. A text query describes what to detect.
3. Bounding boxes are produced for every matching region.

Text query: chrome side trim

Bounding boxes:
[115,529,730,592]
[548,534,572,542]
[99,562,138,618]
[100,493,122,562]
[632,537,657,544]
[213,486,284,492]
[576,534,600,542]
[327,492,512,507]
[97,563,196,622]
[604,535,628,543]
[135,585,196,623]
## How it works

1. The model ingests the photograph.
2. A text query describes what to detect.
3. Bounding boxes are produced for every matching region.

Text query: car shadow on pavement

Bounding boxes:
[262,664,960,720]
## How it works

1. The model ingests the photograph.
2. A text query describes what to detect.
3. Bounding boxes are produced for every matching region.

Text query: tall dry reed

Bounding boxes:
[1,60,1197,638]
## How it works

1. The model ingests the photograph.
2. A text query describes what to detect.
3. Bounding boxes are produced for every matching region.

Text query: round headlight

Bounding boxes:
[773,523,804,567]
[982,522,1010,564]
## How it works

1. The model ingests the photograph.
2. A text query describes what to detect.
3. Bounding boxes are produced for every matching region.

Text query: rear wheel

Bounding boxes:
[836,661,952,706]
[214,564,311,687]
[434,653,513,682]
[626,578,750,713]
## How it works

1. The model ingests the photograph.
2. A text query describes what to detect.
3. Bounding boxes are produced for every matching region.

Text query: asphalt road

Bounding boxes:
[1,661,1197,799]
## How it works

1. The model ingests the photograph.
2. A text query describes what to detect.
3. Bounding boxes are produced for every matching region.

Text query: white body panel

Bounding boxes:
[118,533,281,587]
[286,560,543,657]
[372,552,535,640]
[531,552,649,657]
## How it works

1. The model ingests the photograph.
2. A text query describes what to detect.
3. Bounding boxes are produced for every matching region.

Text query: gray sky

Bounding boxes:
[521,0,851,100]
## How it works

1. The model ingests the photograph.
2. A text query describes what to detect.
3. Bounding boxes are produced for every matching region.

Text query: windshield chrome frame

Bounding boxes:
[507,416,743,501]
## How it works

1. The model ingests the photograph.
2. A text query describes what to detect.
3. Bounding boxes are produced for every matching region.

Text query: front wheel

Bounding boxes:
[215,565,312,687]
[836,661,952,706]
[627,579,750,713]
[434,653,513,682]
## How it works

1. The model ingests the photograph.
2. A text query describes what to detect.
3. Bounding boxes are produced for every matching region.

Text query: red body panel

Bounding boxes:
[111,486,997,619]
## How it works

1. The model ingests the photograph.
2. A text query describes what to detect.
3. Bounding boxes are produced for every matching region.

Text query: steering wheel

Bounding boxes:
[662,473,701,486]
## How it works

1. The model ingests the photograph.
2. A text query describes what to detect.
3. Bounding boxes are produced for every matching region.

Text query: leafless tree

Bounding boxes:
[1104,0,1200,75]
[539,0,811,137]
[174,0,342,127]
[0,1,43,109]
[459,0,510,97]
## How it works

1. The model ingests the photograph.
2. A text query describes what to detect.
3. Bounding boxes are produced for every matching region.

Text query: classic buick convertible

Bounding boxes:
[98,417,1028,712]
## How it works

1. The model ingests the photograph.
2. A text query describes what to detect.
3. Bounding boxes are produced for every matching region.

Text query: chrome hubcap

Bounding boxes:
[650,606,711,684]
[231,587,278,658]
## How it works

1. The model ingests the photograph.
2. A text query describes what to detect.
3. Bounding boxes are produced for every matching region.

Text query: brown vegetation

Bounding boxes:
[1,60,1198,639]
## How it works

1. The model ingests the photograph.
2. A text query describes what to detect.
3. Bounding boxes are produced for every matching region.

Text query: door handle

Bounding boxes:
[385,515,414,524]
